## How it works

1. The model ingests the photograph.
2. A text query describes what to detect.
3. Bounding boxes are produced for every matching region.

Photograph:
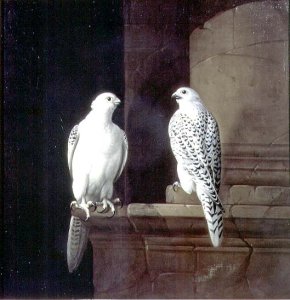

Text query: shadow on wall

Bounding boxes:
[126,43,189,203]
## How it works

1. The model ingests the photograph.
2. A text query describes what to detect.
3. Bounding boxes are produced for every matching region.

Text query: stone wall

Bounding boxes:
[189,1,289,204]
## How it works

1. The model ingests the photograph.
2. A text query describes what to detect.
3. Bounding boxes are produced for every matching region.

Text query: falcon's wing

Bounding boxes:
[205,112,221,193]
[67,124,79,177]
[114,130,128,182]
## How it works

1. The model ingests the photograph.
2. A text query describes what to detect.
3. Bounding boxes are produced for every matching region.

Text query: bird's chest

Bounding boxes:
[169,111,205,137]
[81,126,115,153]
[73,126,118,172]
[169,111,208,158]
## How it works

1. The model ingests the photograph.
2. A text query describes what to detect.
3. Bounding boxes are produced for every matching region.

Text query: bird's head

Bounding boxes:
[171,87,202,108]
[91,92,121,112]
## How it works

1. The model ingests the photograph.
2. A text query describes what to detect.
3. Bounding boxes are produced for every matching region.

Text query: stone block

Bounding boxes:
[165,218,209,236]
[165,184,200,204]
[222,165,289,187]
[233,1,289,48]
[230,185,290,205]
[234,218,290,239]
[230,185,255,204]
[190,9,234,68]
[94,273,153,299]
[128,203,205,218]
[247,248,290,298]
[90,234,146,294]
[255,186,290,205]
[263,206,290,219]
[145,237,195,276]
[231,205,290,219]
[245,238,290,249]
[194,246,251,298]
[153,273,195,298]
[219,184,231,204]
[146,248,195,274]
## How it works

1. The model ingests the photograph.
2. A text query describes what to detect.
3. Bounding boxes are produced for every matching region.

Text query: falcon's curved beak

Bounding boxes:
[114,98,121,106]
[171,93,182,101]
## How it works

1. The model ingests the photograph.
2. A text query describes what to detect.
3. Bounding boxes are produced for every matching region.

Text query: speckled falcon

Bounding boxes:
[168,87,224,247]
[67,92,128,272]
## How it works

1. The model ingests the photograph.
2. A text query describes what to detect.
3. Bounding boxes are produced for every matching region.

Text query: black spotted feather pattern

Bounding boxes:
[67,124,89,272]
[169,109,224,247]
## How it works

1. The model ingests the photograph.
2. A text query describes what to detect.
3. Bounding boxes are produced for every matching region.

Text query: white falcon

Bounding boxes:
[67,92,128,272]
[168,87,224,247]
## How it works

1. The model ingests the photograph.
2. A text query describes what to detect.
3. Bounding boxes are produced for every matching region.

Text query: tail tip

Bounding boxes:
[68,261,77,273]
[209,231,223,247]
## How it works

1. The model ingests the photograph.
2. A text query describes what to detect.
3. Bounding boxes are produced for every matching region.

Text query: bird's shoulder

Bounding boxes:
[170,108,206,128]
[68,124,79,146]
[111,122,125,136]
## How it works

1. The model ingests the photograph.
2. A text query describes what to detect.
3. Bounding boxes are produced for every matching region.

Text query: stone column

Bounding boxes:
[189,0,289,206]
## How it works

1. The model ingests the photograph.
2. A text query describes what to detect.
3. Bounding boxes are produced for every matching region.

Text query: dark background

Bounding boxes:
[3,0,123,297]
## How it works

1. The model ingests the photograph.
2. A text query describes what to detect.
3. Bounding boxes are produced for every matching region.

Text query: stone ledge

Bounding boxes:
[222,144,289,186]
[230,185,290,205]
[72,203,290,239]
[72,203,290,220]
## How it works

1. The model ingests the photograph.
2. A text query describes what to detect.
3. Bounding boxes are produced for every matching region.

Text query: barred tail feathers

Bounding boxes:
[197,188,223,247]
[67,216,89,273]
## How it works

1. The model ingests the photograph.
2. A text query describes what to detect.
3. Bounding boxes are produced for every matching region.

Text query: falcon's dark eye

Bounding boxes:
[107,97,112,101]
[181,90,186,94]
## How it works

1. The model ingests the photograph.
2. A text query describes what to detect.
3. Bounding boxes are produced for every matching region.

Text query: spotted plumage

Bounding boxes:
[169,87,224,247]
[68,125,79,145]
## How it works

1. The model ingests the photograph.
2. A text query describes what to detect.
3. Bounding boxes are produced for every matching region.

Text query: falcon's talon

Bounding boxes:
[119,201,123,209]
[112,197,122,207]
[107,200,115,213]
[94,201,107,213]
[87,201,97,212]
[82,204,91,221]
[70,200,78,210]
[96,206,108,214]
[95,199,117,216]
[108,209,115,218]
[172,181,181,192]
